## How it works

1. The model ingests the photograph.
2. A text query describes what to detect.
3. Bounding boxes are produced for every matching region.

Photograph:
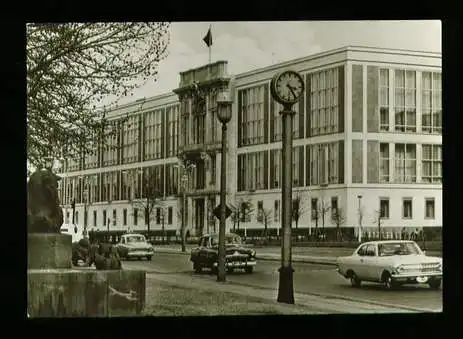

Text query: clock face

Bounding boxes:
[271,70,305,105]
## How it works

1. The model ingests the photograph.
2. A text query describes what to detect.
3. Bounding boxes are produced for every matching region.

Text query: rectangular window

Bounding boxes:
[394,70,416,132]
[422,144,442,183]
[210,155,216,185]
[75,211,79,225]
[257,201,264,223]
[425,198,435,219]
[331,197,338,219]
[93,211,97,227]
[192,100,206,145]
[112,209,117,226]
[311,198,318,220]
[123,209,127,226]
[380,198,389,219]
[380,143,390,183]
[310,67,339,136]
[103,210,107,227]
[168,207,173,224]
[102,121,118,167]
[379,68,389,131]
[242,151,267,191]
[167,104,179,157]
[181,100,190,147]
[240,85,265,145]
[144,109,164,160]
[134,208,138,226]
[402,198,413,219]
[156,208,161,224]
[394,143,416,183]
[274,200,280,222]
[422,72,442,134]
[271,149,282,188]
[121,115,140,164]
[310,142,339,185]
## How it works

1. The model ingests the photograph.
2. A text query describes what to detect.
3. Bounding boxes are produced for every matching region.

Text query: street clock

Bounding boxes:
[270,70,305,106]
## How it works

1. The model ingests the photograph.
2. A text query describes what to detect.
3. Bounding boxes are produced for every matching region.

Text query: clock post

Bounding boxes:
[270,70,305,305]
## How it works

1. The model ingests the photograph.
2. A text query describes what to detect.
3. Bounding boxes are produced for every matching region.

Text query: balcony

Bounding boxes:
[179,140,222,162]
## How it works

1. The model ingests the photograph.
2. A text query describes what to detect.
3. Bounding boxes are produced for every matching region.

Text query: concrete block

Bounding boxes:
[27,269,145,317]
[28,233,72,269]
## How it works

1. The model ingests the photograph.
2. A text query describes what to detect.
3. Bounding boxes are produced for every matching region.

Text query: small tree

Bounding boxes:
[331,208,346,241]
[372,210,383,240]
[262,208,273,241]
[318,200,331,240]
[230,198,254,232]
[132,170,162,235]
[292,192,307,230]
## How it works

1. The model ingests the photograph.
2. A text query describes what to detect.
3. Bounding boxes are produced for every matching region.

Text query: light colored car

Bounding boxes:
[336,240,442,290]
[115,233,154,261]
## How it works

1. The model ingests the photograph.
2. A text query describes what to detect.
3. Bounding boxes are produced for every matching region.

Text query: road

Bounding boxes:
[123,252,442,313]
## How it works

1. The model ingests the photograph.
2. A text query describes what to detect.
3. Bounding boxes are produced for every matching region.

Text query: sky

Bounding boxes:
[113,20,441,105]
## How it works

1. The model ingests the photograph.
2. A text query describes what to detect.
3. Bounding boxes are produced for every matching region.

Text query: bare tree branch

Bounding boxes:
[27,22,170,167]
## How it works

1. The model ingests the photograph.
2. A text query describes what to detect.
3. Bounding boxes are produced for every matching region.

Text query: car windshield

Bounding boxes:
[126,236,145,243]
[378,242,422,256]
[211,235,242,246]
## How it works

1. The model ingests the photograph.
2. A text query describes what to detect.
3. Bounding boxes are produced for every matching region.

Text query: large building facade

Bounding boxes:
[58,46,442,241]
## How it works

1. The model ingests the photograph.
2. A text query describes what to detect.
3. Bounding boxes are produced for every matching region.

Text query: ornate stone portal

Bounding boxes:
[27,168,146,317]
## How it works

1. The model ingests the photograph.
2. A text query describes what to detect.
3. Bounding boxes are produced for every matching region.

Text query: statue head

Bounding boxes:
[28,168,61,205]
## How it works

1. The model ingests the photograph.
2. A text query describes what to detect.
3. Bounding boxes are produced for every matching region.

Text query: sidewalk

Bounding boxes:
[153,245,441,266]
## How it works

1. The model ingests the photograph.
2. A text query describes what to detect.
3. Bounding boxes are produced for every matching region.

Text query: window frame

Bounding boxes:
[402,197,413,219]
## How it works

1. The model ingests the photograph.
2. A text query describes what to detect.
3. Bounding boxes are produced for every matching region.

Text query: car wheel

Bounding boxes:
[146,256,152,261]
[193,262,202,274]
[349,271,361,287]
[428,278,441,290]
[245,267,253,274]
[382,272,397,290]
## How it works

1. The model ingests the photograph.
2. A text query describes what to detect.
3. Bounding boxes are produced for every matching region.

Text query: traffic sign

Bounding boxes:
[213,204,232,220]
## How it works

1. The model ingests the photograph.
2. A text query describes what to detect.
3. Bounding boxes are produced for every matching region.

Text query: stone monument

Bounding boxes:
[27,167,146,317]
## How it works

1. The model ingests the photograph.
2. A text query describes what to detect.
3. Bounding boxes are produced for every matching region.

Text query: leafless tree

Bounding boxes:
[27,22,170,167]
[230,198,254,232]
[331,207,346,241]
[318,200,331,240]
[131,171,163,235]
[262,208,273,240]
[372,210,383,240]
[292,191,307,230]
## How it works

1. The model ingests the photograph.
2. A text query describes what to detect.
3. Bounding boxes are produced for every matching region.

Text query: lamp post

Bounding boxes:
[216,90,232,283]
[175,162,196,252]
[357,195,363,243]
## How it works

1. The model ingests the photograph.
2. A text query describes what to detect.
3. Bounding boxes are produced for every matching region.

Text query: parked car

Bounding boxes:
[336,240,442,290]
[115,233,154,261]
[190,233,257,274]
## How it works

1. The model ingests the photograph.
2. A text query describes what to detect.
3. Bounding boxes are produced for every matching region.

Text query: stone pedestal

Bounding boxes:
[27,234,146,317]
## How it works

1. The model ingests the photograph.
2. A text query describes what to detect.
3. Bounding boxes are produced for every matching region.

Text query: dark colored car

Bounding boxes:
[190,233,257,274]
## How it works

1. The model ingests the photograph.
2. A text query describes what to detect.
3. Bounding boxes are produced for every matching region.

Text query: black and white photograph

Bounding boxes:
[26,20,442,317]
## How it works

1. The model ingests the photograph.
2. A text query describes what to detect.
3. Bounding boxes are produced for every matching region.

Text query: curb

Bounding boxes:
[153,249,338,266]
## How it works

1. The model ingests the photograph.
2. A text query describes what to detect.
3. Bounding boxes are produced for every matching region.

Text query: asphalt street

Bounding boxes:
[123,252,442,313]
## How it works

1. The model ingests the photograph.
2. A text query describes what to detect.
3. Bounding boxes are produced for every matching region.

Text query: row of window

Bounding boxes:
[64,105,180,172]
[379,143,442,183]
[379,197,436,219]
[65,206,174,227]
[379,70,441,134]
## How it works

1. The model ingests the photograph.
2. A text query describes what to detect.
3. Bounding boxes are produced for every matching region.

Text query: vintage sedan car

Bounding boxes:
[190,233,257,274]
[336,240,442,290]
[115,233,154,260]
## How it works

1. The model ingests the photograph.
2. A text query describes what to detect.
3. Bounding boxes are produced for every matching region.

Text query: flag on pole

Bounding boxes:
[203,26,213,47]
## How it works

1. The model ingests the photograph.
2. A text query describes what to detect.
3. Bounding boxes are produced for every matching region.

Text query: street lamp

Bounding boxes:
[357,195,363,243]
[175,162,196,252]
[216,90,232,283]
